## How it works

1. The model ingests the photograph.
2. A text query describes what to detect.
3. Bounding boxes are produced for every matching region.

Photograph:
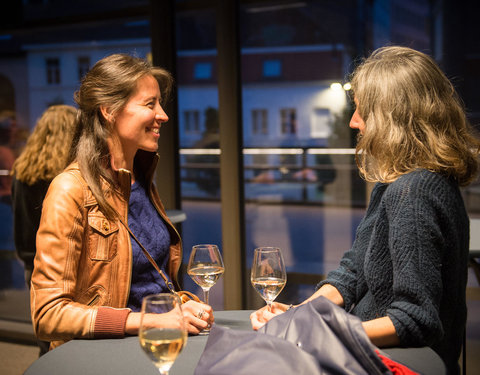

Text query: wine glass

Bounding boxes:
[139,293,187,375]
[187,244,224,333]
[251,247,287,311]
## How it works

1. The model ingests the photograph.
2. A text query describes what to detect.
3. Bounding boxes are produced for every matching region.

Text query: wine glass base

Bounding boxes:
[198,328,210,336]
[198,326,212,336]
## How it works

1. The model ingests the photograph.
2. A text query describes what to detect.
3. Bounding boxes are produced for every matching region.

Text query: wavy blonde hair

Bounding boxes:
[352,46,480,186]
[11,105,77,185]
[71,53,173,219]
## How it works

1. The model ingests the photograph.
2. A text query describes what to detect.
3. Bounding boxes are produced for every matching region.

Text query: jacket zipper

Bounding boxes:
[88,295,100,306]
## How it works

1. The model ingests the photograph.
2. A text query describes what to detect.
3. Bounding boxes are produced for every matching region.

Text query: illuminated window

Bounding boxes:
[311,108,331,138]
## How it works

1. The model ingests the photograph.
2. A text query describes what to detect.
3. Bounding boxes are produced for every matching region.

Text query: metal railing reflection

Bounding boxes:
[180,147,361,204]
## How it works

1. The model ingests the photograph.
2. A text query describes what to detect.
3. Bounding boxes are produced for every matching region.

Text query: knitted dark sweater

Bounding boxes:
[11,177,51,273]
[318,169,469,375]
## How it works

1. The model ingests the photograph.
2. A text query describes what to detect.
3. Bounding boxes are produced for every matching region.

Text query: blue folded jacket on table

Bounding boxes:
[194,297,396,375]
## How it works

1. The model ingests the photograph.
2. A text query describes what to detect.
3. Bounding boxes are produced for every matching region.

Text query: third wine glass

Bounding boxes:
[251,247,286,311]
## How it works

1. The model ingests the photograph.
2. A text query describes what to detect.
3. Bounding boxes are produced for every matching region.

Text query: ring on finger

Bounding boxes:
[197,309,205,319]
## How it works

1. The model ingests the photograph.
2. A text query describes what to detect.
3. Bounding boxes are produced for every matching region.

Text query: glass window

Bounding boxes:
[263,59,281,77]
[183,109,200,134]
[46,57,60,84]
[311,108,331,138]
[77,56,90,81]
[194,62,212,80]
[239,0,370,309]
[251,108,268,135]
[176,5,223,309]
[280,108,296,135]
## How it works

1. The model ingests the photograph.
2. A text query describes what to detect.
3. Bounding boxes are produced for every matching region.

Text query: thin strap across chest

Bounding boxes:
[117,215,177,294]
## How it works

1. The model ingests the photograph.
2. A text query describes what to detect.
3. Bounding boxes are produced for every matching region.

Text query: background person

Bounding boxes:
[251,46,480,375]
[30,54,212,350]
[11,104,76,355]
[11,104,77,288]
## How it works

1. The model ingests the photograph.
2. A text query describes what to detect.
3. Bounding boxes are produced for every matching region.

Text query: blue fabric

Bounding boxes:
[127,180,171,311]
[317,169,469,375]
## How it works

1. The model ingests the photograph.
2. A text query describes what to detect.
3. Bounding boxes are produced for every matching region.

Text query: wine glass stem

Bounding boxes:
[203,288,210,305]
[267,302,272,312]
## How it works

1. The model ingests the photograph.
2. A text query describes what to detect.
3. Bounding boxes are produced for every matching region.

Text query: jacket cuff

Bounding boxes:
[93,306,131,339]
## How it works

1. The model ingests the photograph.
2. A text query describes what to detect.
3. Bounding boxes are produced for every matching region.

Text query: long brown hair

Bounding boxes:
[11,105,77,185]
[351,46,480,186]
[71,53,173,219]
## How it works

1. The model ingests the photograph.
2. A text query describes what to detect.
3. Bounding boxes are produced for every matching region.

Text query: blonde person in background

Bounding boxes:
[11,104,77,355]
[30,54,213,351]
[12,105,77,288]
[251,46,480,375]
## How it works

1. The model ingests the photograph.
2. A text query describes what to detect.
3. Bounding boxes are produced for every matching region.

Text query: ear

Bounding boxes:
[100,106,114,123]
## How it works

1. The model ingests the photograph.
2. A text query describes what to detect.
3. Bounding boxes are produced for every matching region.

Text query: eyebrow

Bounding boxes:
[143,94,161,102]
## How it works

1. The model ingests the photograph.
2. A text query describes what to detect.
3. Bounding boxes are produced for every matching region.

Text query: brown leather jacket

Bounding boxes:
[30,151,182,349]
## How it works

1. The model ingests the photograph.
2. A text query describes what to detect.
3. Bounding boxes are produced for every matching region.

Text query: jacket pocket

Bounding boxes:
[77,285,106,306]
[87,212,119,261]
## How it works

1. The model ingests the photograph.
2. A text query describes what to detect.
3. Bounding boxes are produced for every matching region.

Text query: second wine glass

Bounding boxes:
[187,245,224,332]
[251,247,287,311]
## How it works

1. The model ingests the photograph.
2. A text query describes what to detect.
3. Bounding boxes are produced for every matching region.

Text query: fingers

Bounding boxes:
[250,309,267,331]
[250,303,289,331]
[250,314,266,331]
[270,302,289,313]
[182,301,214,334]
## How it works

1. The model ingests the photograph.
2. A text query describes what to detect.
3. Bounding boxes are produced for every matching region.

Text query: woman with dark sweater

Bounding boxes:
[11,104,77,355]
[251,46,480,374]
[11,105,77,287]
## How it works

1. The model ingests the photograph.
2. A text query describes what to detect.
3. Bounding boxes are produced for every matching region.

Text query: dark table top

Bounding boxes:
[25,310,446,375]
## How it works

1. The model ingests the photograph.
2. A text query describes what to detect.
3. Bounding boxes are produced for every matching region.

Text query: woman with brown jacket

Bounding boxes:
[31,54,213,350]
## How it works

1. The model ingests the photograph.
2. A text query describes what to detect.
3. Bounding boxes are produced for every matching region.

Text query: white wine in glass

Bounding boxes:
[139,294,187,375]
[251,247,286,311]
[187,244,224,334]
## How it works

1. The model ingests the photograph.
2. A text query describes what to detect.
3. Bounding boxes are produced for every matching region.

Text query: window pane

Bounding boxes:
[176,4,224,309]
[239,0,432,309]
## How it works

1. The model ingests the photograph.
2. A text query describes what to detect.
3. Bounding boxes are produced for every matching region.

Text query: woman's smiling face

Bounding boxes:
[111,74,168,158]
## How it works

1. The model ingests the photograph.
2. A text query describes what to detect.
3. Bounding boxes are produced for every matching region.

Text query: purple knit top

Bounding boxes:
[127,180,171,311]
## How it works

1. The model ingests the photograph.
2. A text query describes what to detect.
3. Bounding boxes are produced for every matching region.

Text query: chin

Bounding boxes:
[140,145,159,153]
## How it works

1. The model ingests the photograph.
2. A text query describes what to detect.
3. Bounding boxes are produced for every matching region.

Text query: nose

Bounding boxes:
[155,104,169,123]
[349,109,362,130]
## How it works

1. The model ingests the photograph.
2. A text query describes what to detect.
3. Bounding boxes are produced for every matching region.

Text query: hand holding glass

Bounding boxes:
[251,247,287,311]
[139,294,187,375]
[187,244,224,335]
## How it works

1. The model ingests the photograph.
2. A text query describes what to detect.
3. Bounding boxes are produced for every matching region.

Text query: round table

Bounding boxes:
[25,310,446,375]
